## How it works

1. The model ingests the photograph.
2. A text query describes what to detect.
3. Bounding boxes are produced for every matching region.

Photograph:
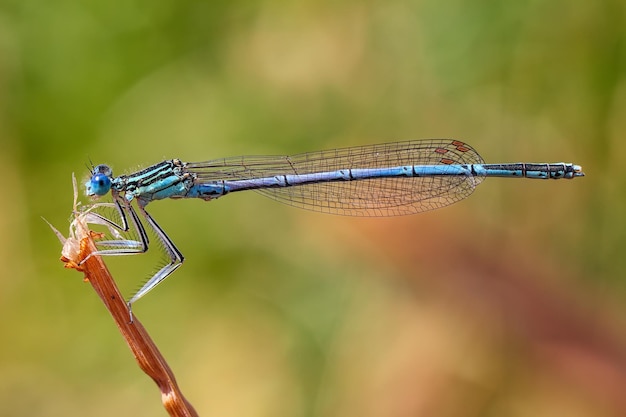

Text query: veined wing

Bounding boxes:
[186,139,485,216]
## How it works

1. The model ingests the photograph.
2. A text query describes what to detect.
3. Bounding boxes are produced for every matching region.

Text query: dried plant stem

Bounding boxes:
[64,233,199,417]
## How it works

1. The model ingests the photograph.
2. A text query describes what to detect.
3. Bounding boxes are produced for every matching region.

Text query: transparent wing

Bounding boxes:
[186,139,485,216]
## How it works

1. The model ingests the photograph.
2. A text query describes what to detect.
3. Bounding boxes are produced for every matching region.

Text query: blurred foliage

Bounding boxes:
[1,0,625,416]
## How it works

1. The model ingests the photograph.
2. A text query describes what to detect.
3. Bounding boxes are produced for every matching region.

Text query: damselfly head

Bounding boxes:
[85,164,113,197]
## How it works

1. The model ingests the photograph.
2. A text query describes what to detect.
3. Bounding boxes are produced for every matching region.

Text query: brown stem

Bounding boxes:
[62,232,199,417]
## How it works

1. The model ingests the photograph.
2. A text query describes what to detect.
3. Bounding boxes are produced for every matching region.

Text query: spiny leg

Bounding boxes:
[127,202,184,308]
[78,198,149,263]
[78,198,155,323]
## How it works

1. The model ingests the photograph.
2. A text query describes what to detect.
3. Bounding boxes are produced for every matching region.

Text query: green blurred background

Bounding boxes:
[1,0,625,416]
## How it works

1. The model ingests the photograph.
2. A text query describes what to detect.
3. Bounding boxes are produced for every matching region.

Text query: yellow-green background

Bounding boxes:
[2,1,625,416]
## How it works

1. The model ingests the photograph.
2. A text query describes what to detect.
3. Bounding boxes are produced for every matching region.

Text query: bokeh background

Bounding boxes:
[1,0,625,416]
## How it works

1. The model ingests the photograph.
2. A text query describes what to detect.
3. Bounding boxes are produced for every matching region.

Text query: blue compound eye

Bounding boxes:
[85,164,114,197]
[86,172,112,196]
